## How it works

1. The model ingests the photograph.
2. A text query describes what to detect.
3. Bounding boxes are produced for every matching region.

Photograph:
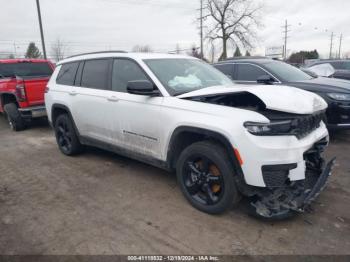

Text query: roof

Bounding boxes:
[0,59,51,64]
[214,57,274,65]
[57,51,196,65]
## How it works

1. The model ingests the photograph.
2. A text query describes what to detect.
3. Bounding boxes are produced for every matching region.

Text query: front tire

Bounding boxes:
[4,103,26,131]
[54,114,82,156]
[176,141,240,214]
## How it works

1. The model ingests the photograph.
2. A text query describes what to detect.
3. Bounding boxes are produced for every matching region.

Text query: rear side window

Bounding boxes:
[56,62,79,86]
[0,62,53,78]
[81,59,110,90]
[235,64,266,81]
[330,61,350,70]
[112,59,149,93]
[214,64,233,79]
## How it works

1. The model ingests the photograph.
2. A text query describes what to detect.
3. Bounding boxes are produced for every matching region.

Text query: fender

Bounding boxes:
[166,126,244,176]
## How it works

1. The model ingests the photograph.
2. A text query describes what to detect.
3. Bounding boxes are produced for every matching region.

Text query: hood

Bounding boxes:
[177,85,328,115]
[290,77,350,93]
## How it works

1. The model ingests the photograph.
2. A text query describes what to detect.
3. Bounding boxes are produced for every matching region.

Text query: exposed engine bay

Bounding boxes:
[186,92,326,139]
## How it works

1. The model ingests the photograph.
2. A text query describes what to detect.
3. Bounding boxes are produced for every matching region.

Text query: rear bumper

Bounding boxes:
[18,106,47,119]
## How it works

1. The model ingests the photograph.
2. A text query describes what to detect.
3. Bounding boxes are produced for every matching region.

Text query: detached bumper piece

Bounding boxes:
[19,106,47,119]
[251,139,336,219]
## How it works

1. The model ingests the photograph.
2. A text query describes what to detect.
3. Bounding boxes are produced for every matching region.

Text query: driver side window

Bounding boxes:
[236,64,271,82]
[112,59,149,93]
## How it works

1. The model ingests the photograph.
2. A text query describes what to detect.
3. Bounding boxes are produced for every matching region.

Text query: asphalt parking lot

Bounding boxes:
[0,117,349,255]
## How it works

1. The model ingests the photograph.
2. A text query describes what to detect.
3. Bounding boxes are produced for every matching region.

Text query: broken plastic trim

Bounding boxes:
[251,158,335,219]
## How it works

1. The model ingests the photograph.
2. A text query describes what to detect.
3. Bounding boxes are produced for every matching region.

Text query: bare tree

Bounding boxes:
[205,0,262,60]
[132,45,153,53]
[51,38,67,62]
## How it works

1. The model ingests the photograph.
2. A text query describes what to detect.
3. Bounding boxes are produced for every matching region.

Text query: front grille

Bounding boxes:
[292,111,325,139]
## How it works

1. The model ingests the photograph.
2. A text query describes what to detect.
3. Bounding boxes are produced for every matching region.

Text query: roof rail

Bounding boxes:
[66,50,127,59]
[223,56,270,61]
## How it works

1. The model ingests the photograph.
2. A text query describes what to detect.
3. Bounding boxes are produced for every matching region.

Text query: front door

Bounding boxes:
[105,58,163,159]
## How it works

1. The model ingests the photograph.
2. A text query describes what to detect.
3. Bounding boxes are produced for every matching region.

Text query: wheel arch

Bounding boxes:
[166,126,243,176]
[0,92,19,111]
[51,103,80,137]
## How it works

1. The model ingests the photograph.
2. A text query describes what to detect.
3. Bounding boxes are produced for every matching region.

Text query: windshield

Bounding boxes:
[144,58,233,95]
[0,62,53,78]
[263,61,313,82]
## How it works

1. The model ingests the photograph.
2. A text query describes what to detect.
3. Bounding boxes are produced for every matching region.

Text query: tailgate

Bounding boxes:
[24,77,50,106]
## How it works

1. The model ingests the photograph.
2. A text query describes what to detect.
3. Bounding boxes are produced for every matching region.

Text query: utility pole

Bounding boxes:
[329,32,334,59]
[36,0,47,59]
[338,33,343,59]
[199,0,204,59]
[282,20,291,60]
[13,41,17,58]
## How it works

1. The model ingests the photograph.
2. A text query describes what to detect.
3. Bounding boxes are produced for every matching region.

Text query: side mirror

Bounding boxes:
[127,80,160,96]
[257,75,275,85]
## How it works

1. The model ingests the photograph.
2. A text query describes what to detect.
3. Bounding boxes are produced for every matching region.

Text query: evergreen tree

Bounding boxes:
[245,50,251,56]
[234,47,242,57]
[25,42,41,58]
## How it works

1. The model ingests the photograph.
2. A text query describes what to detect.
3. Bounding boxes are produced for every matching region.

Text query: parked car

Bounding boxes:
[45,51,334,219]
[0,59,55,131]
[306,60,350,81]
[214,58,350,130]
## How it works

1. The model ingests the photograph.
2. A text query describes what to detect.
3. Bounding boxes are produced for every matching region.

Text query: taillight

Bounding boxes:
[15,77,26,102]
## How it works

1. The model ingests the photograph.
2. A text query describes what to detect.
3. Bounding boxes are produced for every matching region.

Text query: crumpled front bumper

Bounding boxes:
[251,158,336,219]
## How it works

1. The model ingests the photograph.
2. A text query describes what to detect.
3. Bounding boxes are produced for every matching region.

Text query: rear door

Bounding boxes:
[71,58,113,142]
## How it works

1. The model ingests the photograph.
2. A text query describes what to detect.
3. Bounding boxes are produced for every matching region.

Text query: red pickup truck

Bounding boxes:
[0,59,54,131]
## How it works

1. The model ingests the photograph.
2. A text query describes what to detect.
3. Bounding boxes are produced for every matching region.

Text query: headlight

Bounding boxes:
[244,120,293,136]
[327,93,350,101]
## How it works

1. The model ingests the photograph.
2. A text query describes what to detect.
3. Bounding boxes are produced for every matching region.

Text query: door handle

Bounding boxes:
[69,91,78,96]
[107,96,119,102]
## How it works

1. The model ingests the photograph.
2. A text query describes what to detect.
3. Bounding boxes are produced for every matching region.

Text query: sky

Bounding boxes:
[0,0,349,61]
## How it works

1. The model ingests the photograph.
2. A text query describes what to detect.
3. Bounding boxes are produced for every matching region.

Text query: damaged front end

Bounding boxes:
[180,88,333,219]
[250,138,336,219]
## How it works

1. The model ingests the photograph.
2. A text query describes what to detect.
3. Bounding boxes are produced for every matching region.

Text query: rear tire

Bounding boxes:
[54,114,82,156]
[4,103,26,131]
[176,141,240,214]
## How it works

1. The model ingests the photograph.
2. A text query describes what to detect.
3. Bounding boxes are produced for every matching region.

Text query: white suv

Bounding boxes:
[45,51,335,219]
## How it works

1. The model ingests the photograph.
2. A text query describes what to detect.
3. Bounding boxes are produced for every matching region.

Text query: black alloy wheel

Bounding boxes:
[177,141,240,214]
[183,155,225,206]
[54,114,82,156]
